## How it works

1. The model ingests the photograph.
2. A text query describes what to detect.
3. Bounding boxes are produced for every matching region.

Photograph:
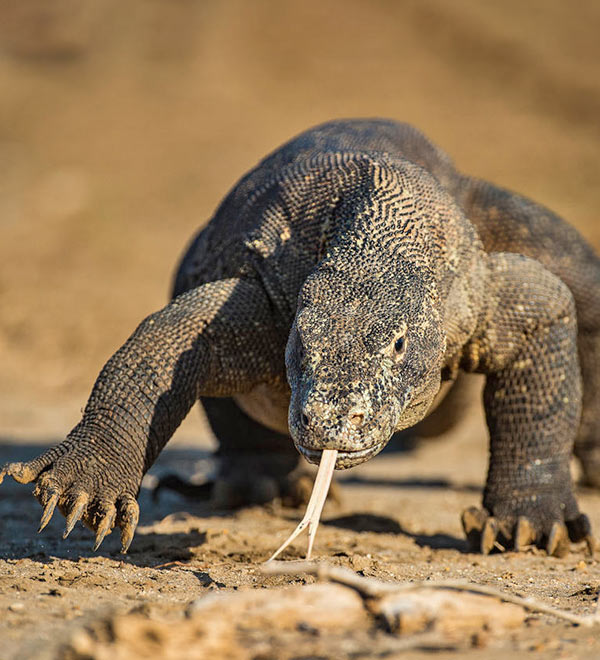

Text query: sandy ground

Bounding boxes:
[2,408,600,658]
[1,1,600,658]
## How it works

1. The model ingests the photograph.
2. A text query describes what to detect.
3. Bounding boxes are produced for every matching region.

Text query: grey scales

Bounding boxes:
[1,118,598,557]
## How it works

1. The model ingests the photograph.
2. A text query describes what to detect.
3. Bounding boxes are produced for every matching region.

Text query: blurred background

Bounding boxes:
[0,0,599,439]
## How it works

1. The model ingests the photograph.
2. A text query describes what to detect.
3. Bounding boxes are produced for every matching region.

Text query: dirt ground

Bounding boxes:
[2,408,600,659]
[1,1,600,658]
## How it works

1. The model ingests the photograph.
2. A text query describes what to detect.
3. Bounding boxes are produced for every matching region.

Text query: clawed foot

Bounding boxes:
[151,472,279,507]
[202,451,340,509]
[152,475,213,502]
[0,452,140,553]
[153,462,341,510]
[461,506,594,557]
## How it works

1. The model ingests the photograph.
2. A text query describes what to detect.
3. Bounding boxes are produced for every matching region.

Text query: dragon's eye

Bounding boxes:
[393,334,406,358]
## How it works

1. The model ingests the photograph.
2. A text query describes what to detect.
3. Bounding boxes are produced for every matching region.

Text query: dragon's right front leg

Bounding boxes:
[0,278,284,551]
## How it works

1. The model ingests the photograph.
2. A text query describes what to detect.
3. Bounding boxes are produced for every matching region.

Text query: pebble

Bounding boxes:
[8,602,25,612]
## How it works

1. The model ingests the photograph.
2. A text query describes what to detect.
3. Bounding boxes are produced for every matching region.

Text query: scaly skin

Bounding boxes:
[1,119,596,555]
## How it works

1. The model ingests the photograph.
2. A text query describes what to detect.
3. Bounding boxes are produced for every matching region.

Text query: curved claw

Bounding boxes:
[481,518,500,555]
[63,494,88,539]
[93,505,116,551]
[514,516,536,552]
[461,506,488,552]
[569,510,598,557]
[585,535,596,557]
[118,496,140,554]
[38,491,60,533]
[566,513,593,547]
[546,521,569,557]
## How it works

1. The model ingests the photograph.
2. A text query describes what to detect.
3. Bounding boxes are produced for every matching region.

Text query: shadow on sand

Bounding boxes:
[324,512,469,552]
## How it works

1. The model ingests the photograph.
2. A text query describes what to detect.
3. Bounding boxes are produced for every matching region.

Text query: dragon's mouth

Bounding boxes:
[296,441,385,469]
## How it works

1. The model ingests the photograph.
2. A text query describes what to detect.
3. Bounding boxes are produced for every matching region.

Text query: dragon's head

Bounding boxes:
[286,263,446,469]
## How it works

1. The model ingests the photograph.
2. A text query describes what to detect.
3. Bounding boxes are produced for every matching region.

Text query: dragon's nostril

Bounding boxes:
[301,412,310,428]
[349,412,365,427]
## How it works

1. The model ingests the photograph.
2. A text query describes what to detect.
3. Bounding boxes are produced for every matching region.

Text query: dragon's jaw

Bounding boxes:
[295,441,386,469]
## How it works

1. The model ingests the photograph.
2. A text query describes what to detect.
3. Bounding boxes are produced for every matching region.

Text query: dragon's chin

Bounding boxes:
[295,441,386,469]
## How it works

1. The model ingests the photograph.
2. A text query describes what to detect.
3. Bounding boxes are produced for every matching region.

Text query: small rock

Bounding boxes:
[471,630,489,648]
[69,630,95,656]
[8,602,25,612]
[350,555,372,572]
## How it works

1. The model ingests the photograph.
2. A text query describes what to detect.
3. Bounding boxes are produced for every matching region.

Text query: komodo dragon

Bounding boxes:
[1,119,598,557]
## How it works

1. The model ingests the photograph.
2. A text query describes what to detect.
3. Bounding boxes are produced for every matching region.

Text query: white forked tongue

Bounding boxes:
[266,449,337,562]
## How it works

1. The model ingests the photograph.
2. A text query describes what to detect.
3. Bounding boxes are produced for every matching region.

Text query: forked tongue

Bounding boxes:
[266,449,337,562]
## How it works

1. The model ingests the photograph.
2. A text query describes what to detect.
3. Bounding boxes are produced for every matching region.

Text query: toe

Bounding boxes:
[37,489,60,532]
[1,461,40,485]
[565,513,596,556]
[481,517,502,554]
[565,513,592,543]
[91,502,117,551]
[1,444,68,486]
[461,506,489,552]
[585,535,596,556]
[117,495,139,553]
[546,521,570,557]
[460,507,506,553]
[514,516,537,552]
[62,492,89,538]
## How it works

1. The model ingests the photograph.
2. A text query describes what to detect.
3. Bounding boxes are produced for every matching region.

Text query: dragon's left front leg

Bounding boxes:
[461,252,592,556]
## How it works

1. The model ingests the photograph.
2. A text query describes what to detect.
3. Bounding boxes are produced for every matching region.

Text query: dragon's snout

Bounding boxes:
[288,386,393,469]
[299,398,368,431]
